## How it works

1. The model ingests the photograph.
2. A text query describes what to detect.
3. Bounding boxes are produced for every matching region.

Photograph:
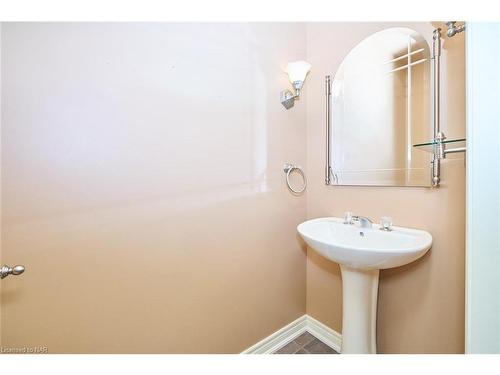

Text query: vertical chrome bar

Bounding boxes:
[406,37,412,185]
[325,75,332,185]
[433,28,442,139]
[431,28,443,187]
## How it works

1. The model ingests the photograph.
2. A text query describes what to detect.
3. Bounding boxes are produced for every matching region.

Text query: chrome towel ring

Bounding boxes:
[283,163,307,194]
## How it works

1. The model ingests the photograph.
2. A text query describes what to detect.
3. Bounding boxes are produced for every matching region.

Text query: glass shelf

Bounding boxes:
[413,138,466,153]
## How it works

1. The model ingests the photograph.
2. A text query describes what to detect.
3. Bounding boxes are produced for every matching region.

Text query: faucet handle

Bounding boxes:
[343,211,353,225]
[380,217,393,231]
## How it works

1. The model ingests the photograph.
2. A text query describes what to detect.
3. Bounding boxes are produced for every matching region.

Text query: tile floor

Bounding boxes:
[273,332,339,354]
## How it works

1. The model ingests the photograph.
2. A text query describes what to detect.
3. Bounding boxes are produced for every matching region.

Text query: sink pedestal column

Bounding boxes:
[340,265,379,354]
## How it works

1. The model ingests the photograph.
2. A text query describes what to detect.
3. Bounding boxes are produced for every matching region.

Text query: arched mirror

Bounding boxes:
[328,27,432,187]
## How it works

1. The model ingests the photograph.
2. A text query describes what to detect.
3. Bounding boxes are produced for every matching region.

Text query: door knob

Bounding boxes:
[0,265,25,279]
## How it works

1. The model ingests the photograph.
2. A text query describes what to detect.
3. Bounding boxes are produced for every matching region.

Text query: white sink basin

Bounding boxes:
[297,217,432,270]
[297,216,432,354]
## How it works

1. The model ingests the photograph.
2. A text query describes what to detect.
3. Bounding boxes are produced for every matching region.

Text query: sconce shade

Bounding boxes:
[285,60,312,84]
[280,60,311,109]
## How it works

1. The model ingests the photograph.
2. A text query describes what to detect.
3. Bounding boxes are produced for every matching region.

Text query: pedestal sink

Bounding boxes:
[297,217,432,354]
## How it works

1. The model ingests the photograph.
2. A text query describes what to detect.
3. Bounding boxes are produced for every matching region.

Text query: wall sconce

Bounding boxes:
[280,60,312,109]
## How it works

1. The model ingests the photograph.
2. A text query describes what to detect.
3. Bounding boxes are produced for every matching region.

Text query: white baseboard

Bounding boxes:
[242,314,342,354]
[241,315,308,354]
[305,315,342,353]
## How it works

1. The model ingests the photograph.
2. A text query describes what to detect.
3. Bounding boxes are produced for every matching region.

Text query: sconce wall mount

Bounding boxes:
[280,60,311,110]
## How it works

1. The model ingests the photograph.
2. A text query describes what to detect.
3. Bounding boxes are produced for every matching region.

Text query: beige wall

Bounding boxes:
[305,22,466,353]
[1,22,466,354]
[0,23,308,353]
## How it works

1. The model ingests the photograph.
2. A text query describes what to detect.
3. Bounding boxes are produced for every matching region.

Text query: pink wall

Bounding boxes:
[1,22,466,354]
[1,23,308,353]
[305,22,466,353]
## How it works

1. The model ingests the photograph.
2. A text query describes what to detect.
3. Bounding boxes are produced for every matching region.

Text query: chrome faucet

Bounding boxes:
[352,215,373,229]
